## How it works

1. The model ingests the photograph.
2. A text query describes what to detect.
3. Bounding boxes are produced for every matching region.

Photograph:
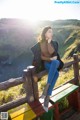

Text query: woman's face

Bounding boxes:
[45,29,53,40]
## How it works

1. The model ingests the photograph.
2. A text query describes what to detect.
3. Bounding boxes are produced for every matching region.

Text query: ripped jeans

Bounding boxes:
[44,60,60,96]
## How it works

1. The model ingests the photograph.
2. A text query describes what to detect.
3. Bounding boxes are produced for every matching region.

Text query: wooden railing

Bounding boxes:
[0,54,80,112]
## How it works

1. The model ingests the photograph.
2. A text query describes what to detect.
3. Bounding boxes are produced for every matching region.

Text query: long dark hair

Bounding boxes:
[38,26,52,42]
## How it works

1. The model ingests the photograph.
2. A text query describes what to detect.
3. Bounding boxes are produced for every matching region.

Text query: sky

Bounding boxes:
[0,0,80,22]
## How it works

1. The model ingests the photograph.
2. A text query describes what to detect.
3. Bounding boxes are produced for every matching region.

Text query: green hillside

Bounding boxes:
[0,18,80,82]
[0,18,80,59]
[0,19,80,108]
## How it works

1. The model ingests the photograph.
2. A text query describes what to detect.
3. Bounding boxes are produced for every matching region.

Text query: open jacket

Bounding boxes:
[40,40,58,62]
[31,40,64,73]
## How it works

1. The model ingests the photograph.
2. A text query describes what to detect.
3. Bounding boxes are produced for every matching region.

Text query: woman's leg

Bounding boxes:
[41,61,51,97]
[42,60,60,96]
[44,61,51,72]
[47,70,59,95]
[42,60,60,112]
[46,60,60,85]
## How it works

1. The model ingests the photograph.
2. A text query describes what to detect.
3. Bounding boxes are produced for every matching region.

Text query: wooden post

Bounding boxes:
[68,89,80,112]
[73,54,79,85]
[72,90,80,112]
[23,68,34,103]
[27,65,39,100]
[54,103,60,120]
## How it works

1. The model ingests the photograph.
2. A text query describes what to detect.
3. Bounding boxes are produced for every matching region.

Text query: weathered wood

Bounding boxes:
[78,58,80,62]
[73,54,79,85]
[37,70,47,80]
[0,97,27,112]
[37,60,76,79]
[63,60,74,68]
[0,59,78,91]
[0,77,23,91]
[0,78,75,112]
[27,66,39,100]
[0,69,74,92]
[68,89,80,112]
[23,68,34,103]
[0,54,79,112]
[54,103,60,120]
[29,99,54,117]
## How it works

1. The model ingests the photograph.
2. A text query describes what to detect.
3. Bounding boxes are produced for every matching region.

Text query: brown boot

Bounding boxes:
[40,83,50,99]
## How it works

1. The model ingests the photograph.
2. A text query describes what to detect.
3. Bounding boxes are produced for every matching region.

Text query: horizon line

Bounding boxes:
[0,18,80,21]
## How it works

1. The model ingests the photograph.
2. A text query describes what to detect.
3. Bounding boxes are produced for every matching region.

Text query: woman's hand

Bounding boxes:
[47,39,52,43]
[50,56,57,60]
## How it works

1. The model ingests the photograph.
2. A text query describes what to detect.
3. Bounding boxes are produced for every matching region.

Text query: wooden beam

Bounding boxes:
[0,54,79,112]
[78,58,80,62]
[0,97,27,112]
[0,78,75,111]
[63,60,74,68]
[37,60,75,79]
[0,77,23,91]
[37,70,47,79]
[0,57,79,91]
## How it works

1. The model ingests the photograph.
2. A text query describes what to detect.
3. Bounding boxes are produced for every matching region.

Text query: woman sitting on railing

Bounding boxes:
[39,26,64,112]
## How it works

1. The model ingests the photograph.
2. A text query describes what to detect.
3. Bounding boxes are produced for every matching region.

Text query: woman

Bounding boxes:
[39,26,60,112]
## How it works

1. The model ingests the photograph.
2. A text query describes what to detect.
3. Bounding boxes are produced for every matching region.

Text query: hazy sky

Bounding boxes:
[0,0,80,21]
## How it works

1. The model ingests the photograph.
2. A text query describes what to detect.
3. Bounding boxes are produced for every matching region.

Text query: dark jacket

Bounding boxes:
[31,40,64,73]
[51,40,64,71]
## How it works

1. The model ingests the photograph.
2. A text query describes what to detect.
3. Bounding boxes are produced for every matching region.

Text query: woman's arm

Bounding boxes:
[50,56,57,60]
[41,53,57,61]
[41,53,51,62]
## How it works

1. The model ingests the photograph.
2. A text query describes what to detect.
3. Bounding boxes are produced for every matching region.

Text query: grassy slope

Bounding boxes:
[0,19,80,106]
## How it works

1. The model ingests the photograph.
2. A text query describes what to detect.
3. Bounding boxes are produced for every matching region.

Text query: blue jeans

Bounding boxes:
[44,60,60,96]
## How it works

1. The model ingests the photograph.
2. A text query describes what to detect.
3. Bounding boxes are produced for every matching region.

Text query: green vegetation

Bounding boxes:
[0,19,80,59]
[0,18,80,112]
[0,84,25,105]
[0,65,74,112]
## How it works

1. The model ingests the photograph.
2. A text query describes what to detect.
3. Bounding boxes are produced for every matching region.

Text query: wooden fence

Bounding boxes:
[0,54,80,112]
